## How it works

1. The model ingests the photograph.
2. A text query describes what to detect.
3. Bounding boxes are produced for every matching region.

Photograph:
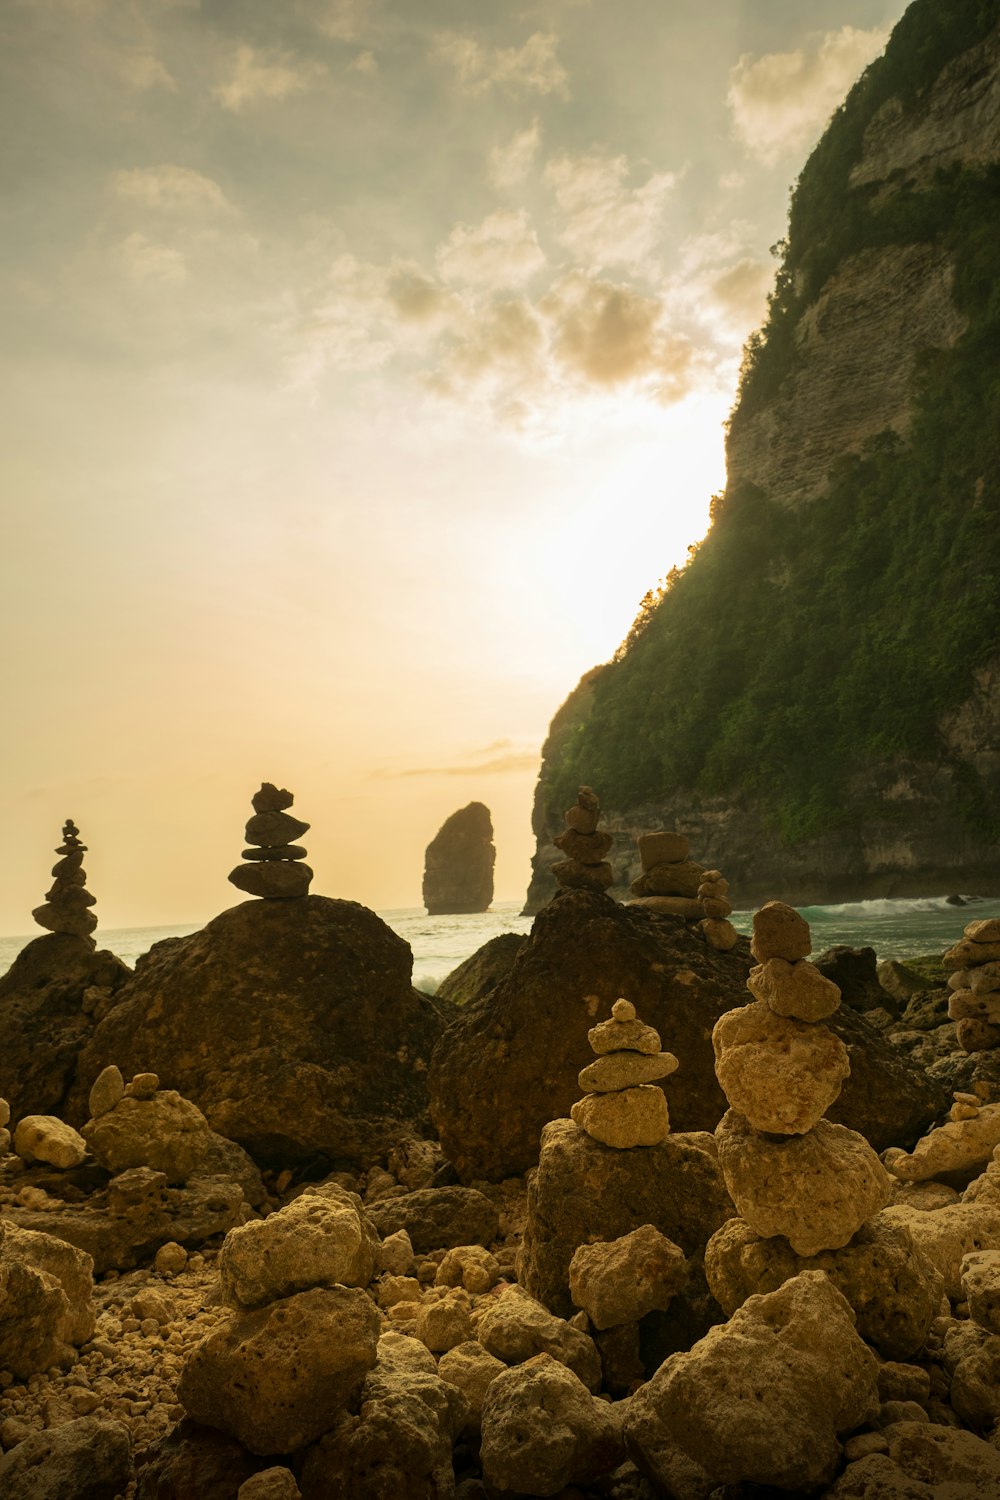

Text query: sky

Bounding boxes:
[0,0,907,934]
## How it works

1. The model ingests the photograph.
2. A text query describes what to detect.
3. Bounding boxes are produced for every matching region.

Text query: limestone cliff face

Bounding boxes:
[423,802,495,915]
[525,3,1000,913]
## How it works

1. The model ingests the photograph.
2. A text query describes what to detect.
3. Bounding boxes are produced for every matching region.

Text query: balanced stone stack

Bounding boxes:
[31,819,98,939]
[551,787,613,893]
[628,832,739,952]
[945,918,1000,1055]
[570,998,678,1149]
[711,900,891,1256]
[228,783,313,899]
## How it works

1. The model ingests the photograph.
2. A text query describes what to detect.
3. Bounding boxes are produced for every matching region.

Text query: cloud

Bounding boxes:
[706,256,772,332]
[311,0,377,41]
[112,165,231,213]
[432,30,568,98]
[386,265,454,326]
[728,25,890,164]
[436,210,546,289]
[545,152,677,272]
[543,271,693,394]
[214,44,327,112]
[116,49,176,92]
[349,50,378,76]
[373,749,540,778]
[118,232,186,284]
[281,253,397,389]
[489,120,541,189]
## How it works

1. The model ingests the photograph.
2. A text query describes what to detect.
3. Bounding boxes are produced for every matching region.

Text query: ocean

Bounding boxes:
[2,894,999,993]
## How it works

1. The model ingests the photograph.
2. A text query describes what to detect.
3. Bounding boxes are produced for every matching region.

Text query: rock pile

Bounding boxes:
[628,831,739,952]
[570,998,677,1149]
[551,786,613,893]
[228,784,312,900]
[711,900,891,1256]
[946,917,1000,1054]
[31,819,97,940]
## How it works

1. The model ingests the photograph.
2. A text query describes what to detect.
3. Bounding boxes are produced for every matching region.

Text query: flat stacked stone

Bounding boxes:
[712,900,891,1256]
[228,784,313,899]
[31,820,97,939]
[570,998,677,1148]
[945,918,1000,1054]
[551,787,613,893]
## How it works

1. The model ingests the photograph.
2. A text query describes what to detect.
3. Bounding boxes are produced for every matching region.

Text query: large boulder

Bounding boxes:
[67,898,445,1167]
[428,891,945,1182]
[0,1416,131,1500]
[422,802,495,915]
[365,1186,499,1253]
[517,1117,733,1320]
[218,1183,380,1308]
[625,1271,879,1498]
[480,1354,624,1496]
[434,933,527,1007]
[0,934,130,1121]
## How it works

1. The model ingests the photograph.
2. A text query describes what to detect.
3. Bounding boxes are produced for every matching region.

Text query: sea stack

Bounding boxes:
[945,918,1000,1054]
[570,998,678,1148]
[228,783,313,899]
[31,819,98,940]
[422,802,495,915]
[711,900,891,1256]
[551,787,613,893]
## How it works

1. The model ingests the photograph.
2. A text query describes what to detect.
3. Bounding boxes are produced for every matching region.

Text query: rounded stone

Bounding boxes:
[229,861,314,899]
[244,810,310,847]
[747,957,842,1021]
[571,1085,669,1148]
[957,1017,1000,1053]
[564,806,599,835]
[13,1114,88,1169]
[241,845,309,863]
[551,859,613,891]
[750,901,812,963]
[578,1049,679,1093]
[588,1013,661,1057]
[88,1065,125,1118]
[702,918,739,951]
[251,783,295,813]
[715,1109,892,1256]
[126,1072,159,1100]
[713,1001,850,1134]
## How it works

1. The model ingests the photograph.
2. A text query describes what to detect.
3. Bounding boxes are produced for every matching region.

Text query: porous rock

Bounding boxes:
[179,1286,380,1455]
[480,1353,624,1497]
[237,1471,301,1500]
[69,896,445,1167]
[13,1113,88,1168]
[887,1104,1000,1183]
[569,1224,687,1329]
[880,1202,1000,1298]
[746,957,841,1020]
[0,1220,95,1377]
[518,1118,733,1318]
[716,1109,892,1256]
[826,1421,1000,1497]
[477,1284,602,1392]
[428,891,944,1181]
[0,1415,131,1500]
[712,1001,850,1133]
[571,1084,670,1147]
[365,1186,499,1253]
[750,901,812,963]
[134,1419,264,1500]
[437,1340,507,1434]
[961,1248,1000,1333]
[82,1090,214,1183]
[704,1211,944,1359]
[625,1271,879,1498]
[218,1182,380,1308]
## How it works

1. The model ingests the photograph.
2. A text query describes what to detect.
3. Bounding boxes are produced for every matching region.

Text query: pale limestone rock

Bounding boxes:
[891,1180,960,1211]
[961,1249,1000,1333]
[379,1228,415,1276]
[947,1327,1000,1429]
[701,896,733,919]
[87,1064,125,1118]
[434,1243,499,1294]
[237,1470,301,1500]
[624,1271,879,1498]
[477,1284,602,1393]
[480,1353,623,1497]
[126,1071,159,1099]
[0,1128,9,1154]
[888,1104,1000,1183]
[179,1286,379,1456]
[747,957,842,1021]
[376,1274,421,1309]
[881,1202,1000,1298]
[82,1090,213,1184]
[154,1241,188,1276]
[0,1099,9,1126]
[945,938,1000,969]
[750,901,812,963]
[437,1339,506,1435]
[588,1001,661,1056]
[0,1221,95,1378]
[414,1290,474,1353]
[949,989,1000,1021]
[218,1183,379,1309]
[578,1048,678,1092]
[704,1211,943,1360]
[701,917,739,951]
[712,1001,850,1134]
[716,1110,891,1256]
[824,1420,1000,1497]
[13,1114,87,1169]
[568,1224,687,1330]
[571,1084,670,1148]
[966,920,1000,944]
[638,831,690,868]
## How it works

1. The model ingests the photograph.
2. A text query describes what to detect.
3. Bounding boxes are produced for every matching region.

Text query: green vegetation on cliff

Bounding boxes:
[546,2,1000,843]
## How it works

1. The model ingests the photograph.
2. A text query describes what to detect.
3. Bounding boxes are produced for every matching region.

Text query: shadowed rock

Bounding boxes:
[422,803,495,915]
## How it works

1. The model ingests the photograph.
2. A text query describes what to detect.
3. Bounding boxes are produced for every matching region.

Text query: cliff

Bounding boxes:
[525,0,1000,913]
[423,802,496,915]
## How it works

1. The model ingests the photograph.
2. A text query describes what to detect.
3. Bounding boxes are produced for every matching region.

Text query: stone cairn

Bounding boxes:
[31,819,97,939]
[628,831,739,952]
[711,900,891,1257]
[551,786,613,894]
[570,998,678,1149]
[946,917,1000,1055]
[228,783,313,899]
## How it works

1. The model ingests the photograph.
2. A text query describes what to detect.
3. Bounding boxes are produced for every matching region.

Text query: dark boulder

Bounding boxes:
[435,932,527,1007]
[422,803,495,915]
[365,1186,500,1253]
[814,944,900,1016]
[67,897,445,1169]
